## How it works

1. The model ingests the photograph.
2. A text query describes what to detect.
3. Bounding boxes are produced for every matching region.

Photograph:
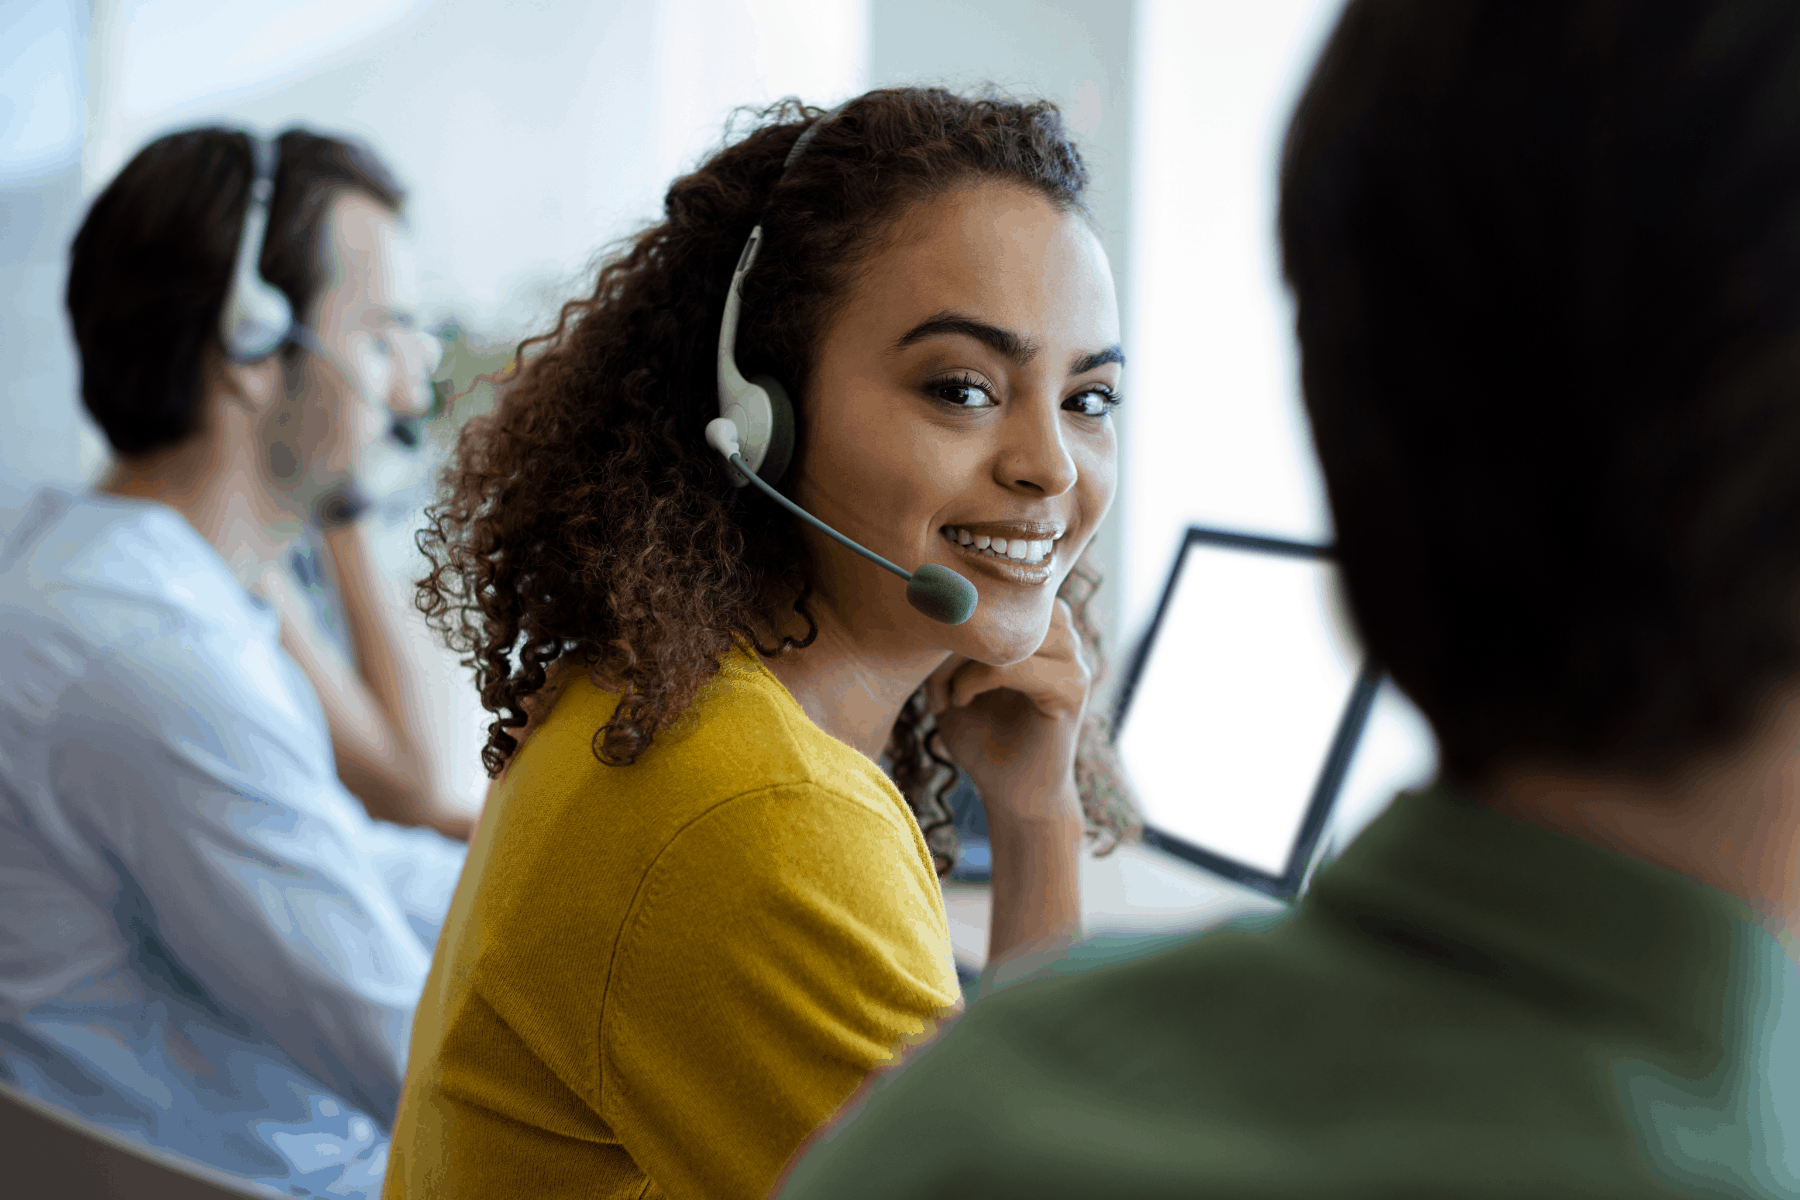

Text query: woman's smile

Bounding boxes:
[937,521,1063,584]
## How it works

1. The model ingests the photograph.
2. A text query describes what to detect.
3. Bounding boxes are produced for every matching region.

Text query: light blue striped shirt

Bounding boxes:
[0,488,466,1197]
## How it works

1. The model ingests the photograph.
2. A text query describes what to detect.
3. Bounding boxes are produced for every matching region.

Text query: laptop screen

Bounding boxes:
[1113,528,1382,898]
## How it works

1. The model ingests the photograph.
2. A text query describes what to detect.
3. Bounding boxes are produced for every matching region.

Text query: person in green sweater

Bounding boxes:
[777,3,1800,1197]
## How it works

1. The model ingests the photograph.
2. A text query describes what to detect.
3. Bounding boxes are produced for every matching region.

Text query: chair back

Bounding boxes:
[0,1078,266,1199]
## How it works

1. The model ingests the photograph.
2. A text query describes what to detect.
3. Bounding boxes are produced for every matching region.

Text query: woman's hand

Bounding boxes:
[922,597,1091,829]
[923,598,1089,975]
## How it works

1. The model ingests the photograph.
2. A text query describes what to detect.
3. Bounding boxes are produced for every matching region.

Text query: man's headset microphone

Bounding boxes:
[217,132,438,529]
[705,109,979,626]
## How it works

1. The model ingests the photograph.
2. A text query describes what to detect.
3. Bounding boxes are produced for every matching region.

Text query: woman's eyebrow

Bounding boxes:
[893,309,1124,376]
[1071,345,1126,374]
[892,309,1040,364]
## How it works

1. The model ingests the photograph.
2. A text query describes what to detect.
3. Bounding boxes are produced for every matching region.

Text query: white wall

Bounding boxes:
[1125,0,1342,633]
[82,0,870,335]
[1126,0,1435,844]
[1,0,96,513]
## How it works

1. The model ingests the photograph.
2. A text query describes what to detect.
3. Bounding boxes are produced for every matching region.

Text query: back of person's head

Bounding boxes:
[67,127,406,459]
[1279,0,1800,783]
[420,86,1133,859]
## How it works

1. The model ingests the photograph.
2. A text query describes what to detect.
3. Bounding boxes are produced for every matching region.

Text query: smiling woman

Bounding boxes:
[391,88,1137,1200]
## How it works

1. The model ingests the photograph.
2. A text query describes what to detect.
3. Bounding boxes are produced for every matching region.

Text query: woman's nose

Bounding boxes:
[996,396,1079,497]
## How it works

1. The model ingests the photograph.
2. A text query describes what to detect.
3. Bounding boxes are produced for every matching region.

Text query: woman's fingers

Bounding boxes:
[924,652,968,717]
[947,655,1081,719]
[944,659,1012,711]
[944,600,1088,719]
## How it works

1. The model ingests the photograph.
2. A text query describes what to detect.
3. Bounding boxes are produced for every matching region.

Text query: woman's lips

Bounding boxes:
[938,527,1055,584]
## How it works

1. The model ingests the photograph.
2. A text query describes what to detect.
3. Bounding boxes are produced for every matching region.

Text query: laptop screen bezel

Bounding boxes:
[1111,525,1382,901]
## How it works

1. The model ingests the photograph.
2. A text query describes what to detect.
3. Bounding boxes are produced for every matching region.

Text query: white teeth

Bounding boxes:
[942,528,1060,564]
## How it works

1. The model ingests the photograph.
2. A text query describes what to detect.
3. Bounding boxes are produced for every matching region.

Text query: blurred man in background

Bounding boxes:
[780,2,1800,1196]
[0,127,468,1197]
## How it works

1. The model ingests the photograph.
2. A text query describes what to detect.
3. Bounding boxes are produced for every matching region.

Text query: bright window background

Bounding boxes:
[1126,0,1340,610]
[1125,0,1437,846]
[84,0,870,342]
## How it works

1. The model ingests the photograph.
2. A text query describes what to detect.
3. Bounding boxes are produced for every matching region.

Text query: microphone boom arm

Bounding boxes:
[706,417,977,625]
[727,452,912,582]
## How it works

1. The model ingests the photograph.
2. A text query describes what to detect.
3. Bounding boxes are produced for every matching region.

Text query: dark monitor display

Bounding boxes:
[1112,527,1382,900]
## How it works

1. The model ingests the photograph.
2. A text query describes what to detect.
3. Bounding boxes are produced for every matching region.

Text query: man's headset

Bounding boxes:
[704,109,979,626]
[218,132,428,528]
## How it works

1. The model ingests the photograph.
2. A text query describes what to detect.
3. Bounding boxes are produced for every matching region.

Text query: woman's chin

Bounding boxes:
[945,612,1054,667]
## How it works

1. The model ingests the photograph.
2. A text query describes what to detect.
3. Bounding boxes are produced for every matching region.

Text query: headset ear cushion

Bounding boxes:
[750,374,795,486]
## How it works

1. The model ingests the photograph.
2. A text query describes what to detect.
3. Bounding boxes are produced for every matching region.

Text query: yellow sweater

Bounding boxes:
[384,645,959,1200]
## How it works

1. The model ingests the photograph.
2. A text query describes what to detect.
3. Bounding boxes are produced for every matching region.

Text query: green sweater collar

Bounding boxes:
[1306,783,1762,1067]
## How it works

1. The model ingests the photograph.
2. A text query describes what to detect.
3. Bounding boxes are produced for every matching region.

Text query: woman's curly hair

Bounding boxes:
[418,86,1139,873]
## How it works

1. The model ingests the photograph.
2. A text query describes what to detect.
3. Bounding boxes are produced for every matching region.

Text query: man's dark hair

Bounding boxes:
[67,127,405,457]
[1279,1,1800,781]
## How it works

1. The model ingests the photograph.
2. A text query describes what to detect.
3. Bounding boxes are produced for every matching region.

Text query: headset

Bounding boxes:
[704,109,979,626]
[219,136,295,364]
[218,131,423,528]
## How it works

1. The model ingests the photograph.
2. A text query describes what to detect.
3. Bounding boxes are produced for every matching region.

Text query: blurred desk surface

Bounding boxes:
[941,839,1283,970]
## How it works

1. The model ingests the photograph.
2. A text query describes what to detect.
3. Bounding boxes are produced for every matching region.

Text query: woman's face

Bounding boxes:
[790,182,1121,665]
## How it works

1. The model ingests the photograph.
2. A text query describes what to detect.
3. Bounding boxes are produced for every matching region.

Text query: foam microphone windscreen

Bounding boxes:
[906,564,978,625]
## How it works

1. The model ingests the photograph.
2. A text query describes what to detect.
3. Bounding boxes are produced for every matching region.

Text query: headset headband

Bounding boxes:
[714,104,847,485]
[219,132,294,363]
[702,101,980,624]
[781,101,845,172]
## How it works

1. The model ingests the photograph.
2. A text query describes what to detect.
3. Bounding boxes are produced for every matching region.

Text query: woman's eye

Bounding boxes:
[931,376,997,408]
[1065,386,1120,417]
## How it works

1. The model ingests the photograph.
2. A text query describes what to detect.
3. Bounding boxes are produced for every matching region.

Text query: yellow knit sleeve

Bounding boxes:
[599,782,958,1200]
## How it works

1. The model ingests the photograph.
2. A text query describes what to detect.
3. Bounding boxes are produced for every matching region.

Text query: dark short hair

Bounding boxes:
[1279,0,1800,781]
[66,127,405,457]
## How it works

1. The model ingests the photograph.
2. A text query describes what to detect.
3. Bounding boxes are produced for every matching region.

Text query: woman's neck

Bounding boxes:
[754,603,951,761]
